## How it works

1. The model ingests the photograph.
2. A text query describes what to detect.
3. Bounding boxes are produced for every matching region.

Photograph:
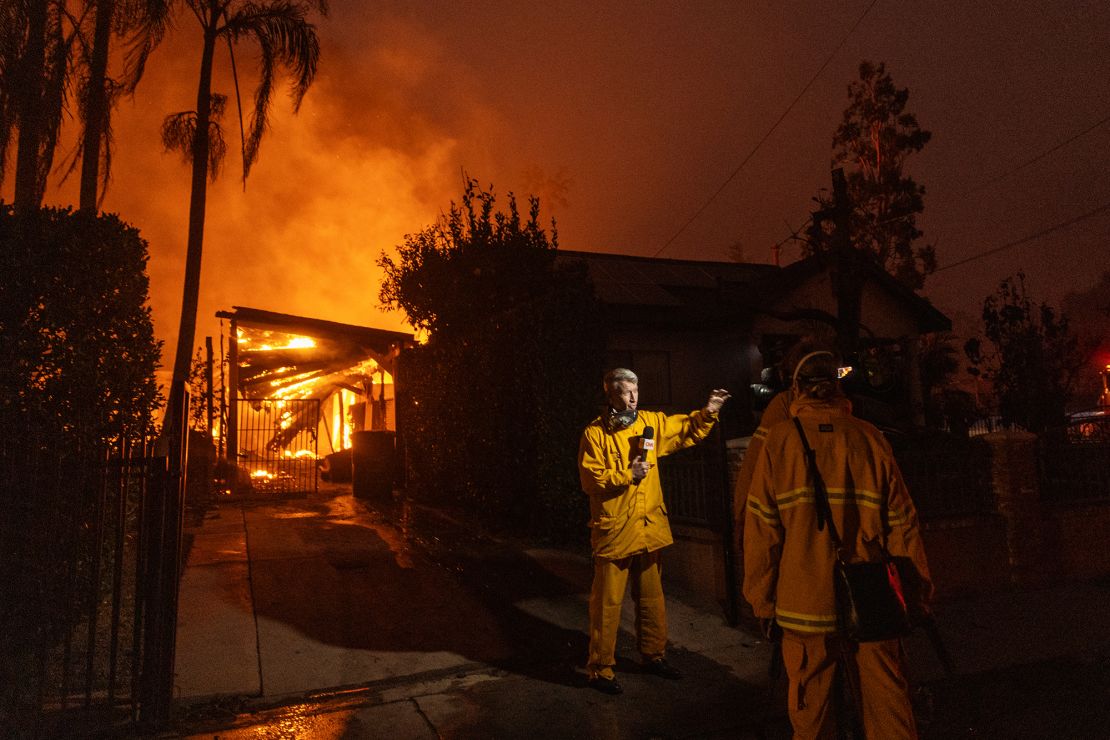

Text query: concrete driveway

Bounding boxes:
[173,485,1110,738]
[173,485,775,737]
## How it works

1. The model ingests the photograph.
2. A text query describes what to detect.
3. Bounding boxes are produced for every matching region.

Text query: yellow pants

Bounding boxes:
[780,631,917,740]
[587,550,667,680]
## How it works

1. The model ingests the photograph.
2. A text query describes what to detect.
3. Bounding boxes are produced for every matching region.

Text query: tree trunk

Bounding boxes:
[167,23,218,429]
[13,0,49,211]
[829,168,862,357]
[79,0,115,212]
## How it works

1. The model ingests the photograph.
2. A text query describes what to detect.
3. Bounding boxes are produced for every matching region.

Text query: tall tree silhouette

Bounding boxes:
[0,0,169,211]
[161,0,324,424]
[806,61,935,290]
[69,0,173,211]
[0,0,73,211]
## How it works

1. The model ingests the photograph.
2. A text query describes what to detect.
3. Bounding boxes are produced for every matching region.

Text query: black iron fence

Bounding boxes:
[1040,416,1110,504]
[0,416,187,736]
[661,427,998,528]
[660,427,730,530]
[234,398,319,496]
[892,434,996,521]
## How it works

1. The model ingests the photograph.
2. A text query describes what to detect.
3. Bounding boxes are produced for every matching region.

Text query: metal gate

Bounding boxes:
[1,398,188,735]
[659,426,731,530]
[1040,416,1110,504]
[235,398,320,496]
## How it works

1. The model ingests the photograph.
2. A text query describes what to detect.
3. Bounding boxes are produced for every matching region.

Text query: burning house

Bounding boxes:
[215,307,413,497]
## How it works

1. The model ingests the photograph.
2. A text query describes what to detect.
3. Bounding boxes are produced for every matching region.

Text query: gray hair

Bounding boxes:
[603,367,638,389]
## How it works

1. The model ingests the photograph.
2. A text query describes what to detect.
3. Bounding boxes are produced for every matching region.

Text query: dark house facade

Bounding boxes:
[556,249,952,608]
[558,249,951,433]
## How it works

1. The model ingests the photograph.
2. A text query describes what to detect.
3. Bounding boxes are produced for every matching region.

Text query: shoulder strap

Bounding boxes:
[792,416,845,554]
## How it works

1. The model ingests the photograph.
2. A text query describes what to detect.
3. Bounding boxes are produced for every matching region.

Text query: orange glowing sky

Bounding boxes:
[9,1,1110,390]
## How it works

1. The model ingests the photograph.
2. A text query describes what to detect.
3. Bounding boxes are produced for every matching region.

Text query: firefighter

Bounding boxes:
[579,367,730,694]
[743,350,933,739]
[731,338,825,605]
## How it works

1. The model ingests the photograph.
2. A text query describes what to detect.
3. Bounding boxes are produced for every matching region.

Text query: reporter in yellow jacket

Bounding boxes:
[743,351,933,739]
[578,367,729,694]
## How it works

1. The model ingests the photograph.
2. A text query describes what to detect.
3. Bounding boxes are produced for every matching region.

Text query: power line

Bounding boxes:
[652,0,879,258]
[961,111,1110,197]
[932,199,1110,274]
[775,216,812,248]
[926,110,1110,267]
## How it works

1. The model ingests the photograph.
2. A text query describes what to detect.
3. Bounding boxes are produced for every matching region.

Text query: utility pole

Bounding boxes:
[205,337,215,440]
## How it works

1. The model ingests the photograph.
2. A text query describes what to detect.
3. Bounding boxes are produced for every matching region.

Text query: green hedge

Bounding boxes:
[379,181,606,543]
[0,207,160,730]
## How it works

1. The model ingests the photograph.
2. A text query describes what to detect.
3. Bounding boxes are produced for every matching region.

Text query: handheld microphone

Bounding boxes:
[639,426,655,457]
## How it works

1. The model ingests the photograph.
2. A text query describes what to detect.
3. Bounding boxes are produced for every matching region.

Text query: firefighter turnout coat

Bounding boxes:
[579,408,718,560]
[731,390,796,579]
[742,394,933,634]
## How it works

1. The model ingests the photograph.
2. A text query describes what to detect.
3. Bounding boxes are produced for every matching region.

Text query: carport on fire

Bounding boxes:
[212,307,413,492]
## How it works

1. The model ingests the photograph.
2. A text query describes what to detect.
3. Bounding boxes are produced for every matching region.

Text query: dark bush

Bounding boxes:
[0,206,160,729]
[382,181,605,543]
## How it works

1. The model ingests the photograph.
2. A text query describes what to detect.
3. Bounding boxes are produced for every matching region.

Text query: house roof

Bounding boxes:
[215,307,413,400]
[769,251,951,333]
[556,249,950,335]
[216,306,413,356]
[558,249,778,307]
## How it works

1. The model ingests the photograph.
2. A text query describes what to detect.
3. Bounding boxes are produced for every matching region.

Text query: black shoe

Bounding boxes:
[645,658,682,680]
[588,676,623,695]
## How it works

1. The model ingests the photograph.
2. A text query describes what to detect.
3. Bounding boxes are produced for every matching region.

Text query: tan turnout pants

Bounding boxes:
[780,630,918,740]
[586,550,666,680]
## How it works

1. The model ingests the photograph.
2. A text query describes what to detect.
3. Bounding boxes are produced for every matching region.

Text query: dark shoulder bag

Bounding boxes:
[792,417,911,643]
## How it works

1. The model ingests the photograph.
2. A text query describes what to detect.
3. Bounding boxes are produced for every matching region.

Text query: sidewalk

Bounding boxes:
[169,487,1110,738]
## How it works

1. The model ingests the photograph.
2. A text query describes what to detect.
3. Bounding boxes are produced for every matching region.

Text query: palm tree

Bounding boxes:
[0,0,171,212]
[69,0,173,211]
[0,0,74,211]
[161,0,325,426]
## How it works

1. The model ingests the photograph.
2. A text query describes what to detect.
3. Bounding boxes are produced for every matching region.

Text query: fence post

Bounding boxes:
[982,430,1051,588]
[138,392,189,728]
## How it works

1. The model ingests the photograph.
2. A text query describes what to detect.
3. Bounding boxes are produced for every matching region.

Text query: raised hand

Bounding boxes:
[705,388,731,414]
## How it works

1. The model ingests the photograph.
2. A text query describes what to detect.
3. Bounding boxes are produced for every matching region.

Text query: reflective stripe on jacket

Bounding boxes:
[742,395,933,633]
[731,390,796,556]
[579,408,718,560]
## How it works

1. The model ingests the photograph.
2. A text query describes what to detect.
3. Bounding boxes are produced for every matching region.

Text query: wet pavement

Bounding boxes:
[167,486,1110,739]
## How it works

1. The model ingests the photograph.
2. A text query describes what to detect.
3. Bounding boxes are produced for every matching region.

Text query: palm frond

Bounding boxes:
[54,73,89,185]
[59,67,122,184]
[241,32,274,180]
[216,0,322,183]
[225,33,248,186]
[97,94,115,206]
[227,1,320,110]
[119,0,174,93]
[69,2,95,68]
[161,110,198,161]
[37,5,73,196]
[163,98,227,183]
[206,93,228,181]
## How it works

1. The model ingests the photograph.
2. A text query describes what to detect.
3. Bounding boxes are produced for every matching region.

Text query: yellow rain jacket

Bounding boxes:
[579,408,718,560]
[743,395,932,634]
